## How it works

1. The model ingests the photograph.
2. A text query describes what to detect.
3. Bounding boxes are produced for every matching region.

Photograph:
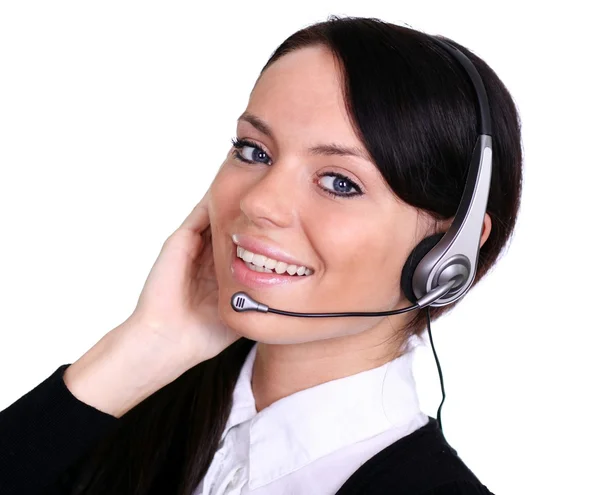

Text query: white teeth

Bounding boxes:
[252,254,268,267]
[275,261,288,274]
[241,250,254,263]
[237,246,313,276]
[244,261,272,273]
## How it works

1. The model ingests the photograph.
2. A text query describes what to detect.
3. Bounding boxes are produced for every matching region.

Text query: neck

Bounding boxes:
[250,333,406,413]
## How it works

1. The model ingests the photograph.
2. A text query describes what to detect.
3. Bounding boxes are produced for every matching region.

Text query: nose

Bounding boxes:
[239,162,301,229]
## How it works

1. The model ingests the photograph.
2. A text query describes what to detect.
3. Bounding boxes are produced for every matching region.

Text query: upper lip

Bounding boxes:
[232,233,313,270]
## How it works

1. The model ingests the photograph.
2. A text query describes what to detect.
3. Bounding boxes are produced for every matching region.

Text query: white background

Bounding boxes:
[1,2,598,493]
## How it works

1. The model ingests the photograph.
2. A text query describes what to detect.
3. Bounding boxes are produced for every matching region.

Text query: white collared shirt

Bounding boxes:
[194,341,429,495]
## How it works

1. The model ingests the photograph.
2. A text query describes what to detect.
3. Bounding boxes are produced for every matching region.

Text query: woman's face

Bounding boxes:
[208,45,428,350]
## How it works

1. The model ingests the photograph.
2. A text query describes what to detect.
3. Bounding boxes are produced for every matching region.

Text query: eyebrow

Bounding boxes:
[237,111,371,162]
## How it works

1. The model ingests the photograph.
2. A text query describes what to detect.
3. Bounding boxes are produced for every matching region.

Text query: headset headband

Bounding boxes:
[411,36,493,306]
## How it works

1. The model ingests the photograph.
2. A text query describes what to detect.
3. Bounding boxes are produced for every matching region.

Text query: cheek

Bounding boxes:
[314,217,388,267]
[311,213,364,249]
[316,216,410,291]
[209,166,247,220]
[206,168,240,267]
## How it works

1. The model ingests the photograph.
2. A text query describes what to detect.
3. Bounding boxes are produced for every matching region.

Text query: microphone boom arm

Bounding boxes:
[230,279,456,317]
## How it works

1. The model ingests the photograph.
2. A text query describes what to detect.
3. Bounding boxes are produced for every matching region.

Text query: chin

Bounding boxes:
[216,297,318,345]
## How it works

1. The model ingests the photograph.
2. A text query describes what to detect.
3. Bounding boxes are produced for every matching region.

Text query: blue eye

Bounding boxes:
[231,137,272,165]
[230,137,363,199]
[316,173,361,197]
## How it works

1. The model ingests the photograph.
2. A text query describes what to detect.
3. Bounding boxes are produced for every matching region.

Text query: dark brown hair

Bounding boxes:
[64,15,522,494]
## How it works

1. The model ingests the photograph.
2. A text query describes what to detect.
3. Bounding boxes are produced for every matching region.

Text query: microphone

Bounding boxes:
[230,279,458,317]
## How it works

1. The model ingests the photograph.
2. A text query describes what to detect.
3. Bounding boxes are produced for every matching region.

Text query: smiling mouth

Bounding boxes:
[236,246,314,276]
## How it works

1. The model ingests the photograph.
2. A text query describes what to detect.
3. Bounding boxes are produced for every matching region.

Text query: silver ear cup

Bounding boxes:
[400,233,445,304]
[426,254,471,302]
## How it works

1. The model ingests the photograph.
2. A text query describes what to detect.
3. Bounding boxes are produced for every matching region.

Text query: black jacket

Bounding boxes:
[0,365,494,494]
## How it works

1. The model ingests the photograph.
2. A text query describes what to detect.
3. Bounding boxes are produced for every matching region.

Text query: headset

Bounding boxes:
[229,34,493,435]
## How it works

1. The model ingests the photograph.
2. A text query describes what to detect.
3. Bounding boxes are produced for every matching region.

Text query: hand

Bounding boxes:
[64,191,241,417]
[127,190,242,367]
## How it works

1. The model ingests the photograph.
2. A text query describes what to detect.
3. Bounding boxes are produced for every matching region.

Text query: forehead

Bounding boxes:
[244,45,357,142]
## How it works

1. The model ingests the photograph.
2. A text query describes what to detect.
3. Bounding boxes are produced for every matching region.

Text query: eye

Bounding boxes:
[231,137,272,165]
[230,136,363,199]
[317,173,363,198]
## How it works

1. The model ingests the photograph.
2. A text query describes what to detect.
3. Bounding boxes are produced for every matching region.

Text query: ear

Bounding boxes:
[480,213,492,248]
[434,212,492,248]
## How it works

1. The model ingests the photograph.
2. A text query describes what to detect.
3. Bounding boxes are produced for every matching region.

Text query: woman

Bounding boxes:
[0,15,522,495]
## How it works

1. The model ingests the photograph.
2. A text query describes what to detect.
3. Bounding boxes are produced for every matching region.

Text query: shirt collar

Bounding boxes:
[220,341,423,489]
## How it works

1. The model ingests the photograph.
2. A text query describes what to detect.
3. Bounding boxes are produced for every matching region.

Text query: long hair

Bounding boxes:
[65,15,523,494]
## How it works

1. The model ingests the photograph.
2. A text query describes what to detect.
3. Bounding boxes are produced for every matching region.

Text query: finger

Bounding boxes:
[179,192,210,233]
